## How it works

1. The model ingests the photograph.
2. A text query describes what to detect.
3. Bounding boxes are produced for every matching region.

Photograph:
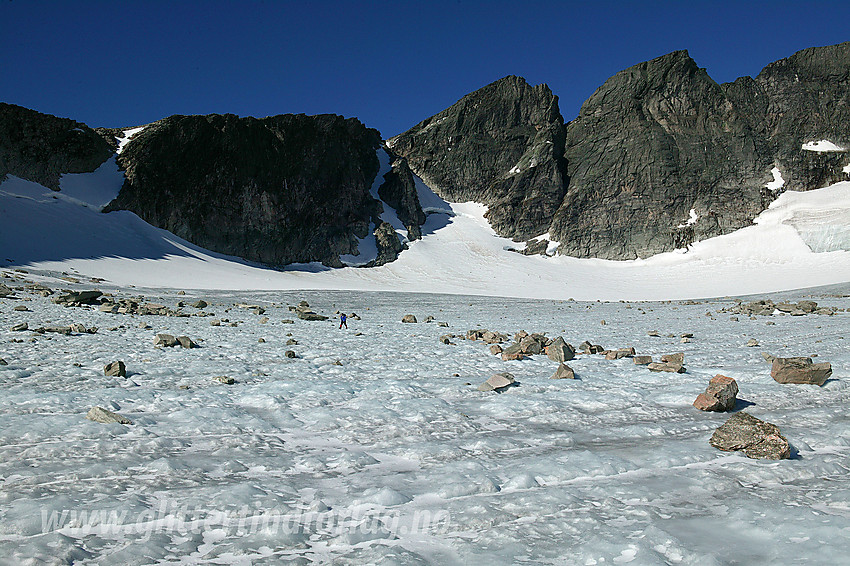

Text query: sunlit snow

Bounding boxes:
[766,166,785,191]
[801,140,846,152]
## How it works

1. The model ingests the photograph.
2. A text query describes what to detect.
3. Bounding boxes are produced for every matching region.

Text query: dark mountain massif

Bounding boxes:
[104,113,413,267]
[2,42,848,265]
[390,42,850,259]
[0,103,114,190]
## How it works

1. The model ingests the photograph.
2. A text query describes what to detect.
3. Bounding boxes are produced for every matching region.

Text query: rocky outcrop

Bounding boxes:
[0,103,114,190]
[377,157,426,240]
[105,113,386,267]
[387,76,567,240]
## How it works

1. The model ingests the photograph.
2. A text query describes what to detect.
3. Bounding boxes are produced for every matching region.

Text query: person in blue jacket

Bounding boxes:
[339,312,348,329]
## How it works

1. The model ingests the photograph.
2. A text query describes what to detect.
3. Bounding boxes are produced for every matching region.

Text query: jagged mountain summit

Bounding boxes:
[1,42,848,268]
[390,42,850,260]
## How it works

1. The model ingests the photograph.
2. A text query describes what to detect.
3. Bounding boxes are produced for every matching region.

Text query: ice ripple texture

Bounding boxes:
[1,286,849,564]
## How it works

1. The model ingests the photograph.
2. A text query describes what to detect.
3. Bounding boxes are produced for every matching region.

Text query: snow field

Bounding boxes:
[1,282,849,564]
[3,164,850,301]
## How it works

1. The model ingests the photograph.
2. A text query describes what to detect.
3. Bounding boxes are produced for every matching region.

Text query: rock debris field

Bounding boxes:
[1,269,849,565]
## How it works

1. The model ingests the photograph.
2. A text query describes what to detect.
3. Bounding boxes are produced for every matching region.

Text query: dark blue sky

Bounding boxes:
[2,1,848,137]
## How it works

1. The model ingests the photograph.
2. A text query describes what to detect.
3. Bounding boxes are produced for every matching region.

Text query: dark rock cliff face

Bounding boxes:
[552,50,775,259]
[377,156,426,241]
[105,113,389,267]
[387,76,567,240]
[727,42,850,192]
[0,103,114,190]
[390,44,850,260]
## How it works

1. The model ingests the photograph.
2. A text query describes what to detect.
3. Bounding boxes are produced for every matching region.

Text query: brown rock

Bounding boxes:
[489,344,503,355]
[401,314,417,323]
[771,357,831,386]
[709,412,790,459]
[500,343,525,361]
[633,355,653,365]
[661,352,684,365]
[693,374,738,412]
[550,363,576,380]
[478,372,516,392]
[103,361,126,377]
[647,361,685,373]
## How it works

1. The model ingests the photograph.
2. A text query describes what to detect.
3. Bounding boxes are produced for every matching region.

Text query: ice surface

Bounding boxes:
[1,282,849,564]
[801,140,846,152]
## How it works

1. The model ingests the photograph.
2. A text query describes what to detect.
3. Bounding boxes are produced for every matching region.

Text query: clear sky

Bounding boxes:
[1,1,848,138]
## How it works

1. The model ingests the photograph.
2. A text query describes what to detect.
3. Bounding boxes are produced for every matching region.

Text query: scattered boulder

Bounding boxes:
[213,375,235,384]
[11,322,28,332]
[286,338,298,345]
[154,333,178,347]
[519,334,544,355]
[294,302,327,321]
[693,374,738,412]
[746,338,759,347]
[53,290,103,306]
[103,361,126,377]
[550,363,576,380]
[648,353,686,373]
[0,358,7,365]
[762,352,776,364]
[401,314,417,323]
[439,334,454,345]
[43,326,71,335]
[709,412,790,460]
[662,352,684,365]
[546,337,575,362]
[478,372,516,392]
[647,331,660,337]
[192,299,208,309]
[177,336,198,349]
[500,343,525,361]
[633,355,653,365]
[86,406,133,425]
[285,350,297,358]
[604,347,635,360]
[13,305,29,312]
[771,357,832,386]
[437,321,449,327]
[489,344,503,355]
[424,316,435,323]
[579,340,604,354]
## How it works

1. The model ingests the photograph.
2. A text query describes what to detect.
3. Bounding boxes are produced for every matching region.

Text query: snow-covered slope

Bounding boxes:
[2,162,850,300]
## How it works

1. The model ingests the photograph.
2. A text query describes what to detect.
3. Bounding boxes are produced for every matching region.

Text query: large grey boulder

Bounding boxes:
[86,406,133,425]
[709,412,790,459]
[545,337,575,362]
[550,363,576,380]
[771,357,832,385]
[154,333,178,347]
[478,372,516,392]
